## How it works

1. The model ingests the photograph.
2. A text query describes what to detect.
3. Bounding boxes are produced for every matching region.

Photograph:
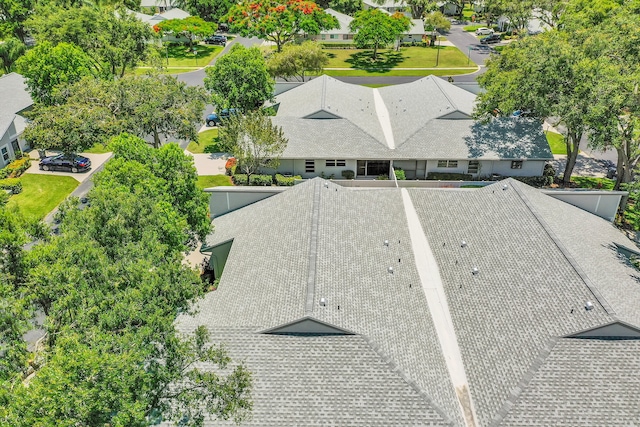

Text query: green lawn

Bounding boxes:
[133,67,201,75]
[196,175,232,189]
[84,143,111,154]
[7,174,79,220]
[187,129,223,154]
[162,43,224,67]
[568,176,615,190]
[463,24,485,32]
[321,68,475,77]
[323,46,475,69]
[546,131,566,155]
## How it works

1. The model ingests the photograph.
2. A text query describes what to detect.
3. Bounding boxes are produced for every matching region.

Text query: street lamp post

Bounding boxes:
[166,45,169,66]
[467,46,471,66]
[436,33,441,67]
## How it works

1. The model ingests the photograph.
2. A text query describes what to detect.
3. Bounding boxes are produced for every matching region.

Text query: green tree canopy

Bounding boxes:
[204,44,274,111]
[224,0,339,52]
[16,41,94,105]
[156,16,217,49]
[0,37,25,74]
[218,110,288,179]
[266,41,328,81]
[424,10,451,32]
[349,10,411,60]
[27,5,156,77]
[173,0,235,22]
[0,0,34,42]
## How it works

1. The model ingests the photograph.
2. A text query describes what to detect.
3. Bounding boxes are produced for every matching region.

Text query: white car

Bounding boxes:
[475,27,494,35]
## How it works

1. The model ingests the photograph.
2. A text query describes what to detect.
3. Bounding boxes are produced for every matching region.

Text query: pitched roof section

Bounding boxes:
[495,338,640,426]
[0,73,32,137]
[273,76,553,161]
[407,182,614,426]
[567,321,640,339]
[189,328,454,426]
[260,316,355,335]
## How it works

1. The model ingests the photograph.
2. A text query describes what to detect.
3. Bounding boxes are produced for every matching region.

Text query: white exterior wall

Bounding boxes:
[426,159,467,176]
[0,122,18,168]
[490,160,545,177]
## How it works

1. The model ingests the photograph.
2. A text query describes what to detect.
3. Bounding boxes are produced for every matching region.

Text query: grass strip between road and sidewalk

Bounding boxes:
[7,174,79,221]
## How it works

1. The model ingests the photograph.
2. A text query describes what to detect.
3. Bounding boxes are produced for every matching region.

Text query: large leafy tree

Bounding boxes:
[204,44,274,111]
[266,41,328,82]
[173,0,235,22]
[24,74,208,152]
[1,134,252,426]
[349,10,411,60]
[0,0,34,42]
[224,0,339,52]
[218,111,288,180]
[27,5,156,77]
[16,41,94,105]
[0,37,25,74]
[475,30,597,184]
[156,16,217,50]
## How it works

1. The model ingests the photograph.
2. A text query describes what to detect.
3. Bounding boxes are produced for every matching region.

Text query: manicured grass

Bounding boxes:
[7,174,79,220]
[546,131,566,155]
[323,46,475,69]
[321,68,476,77]
[463,24,485,32]
[187,129,222,154]
[196,175,232,189]
[162,43,224,67]
[568,176,615,190]
[132,67,201,75]
[84,144,110,154]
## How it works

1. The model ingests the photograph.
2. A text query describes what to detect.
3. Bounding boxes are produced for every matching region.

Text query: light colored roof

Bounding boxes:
[140,0,174,7]
[127,9,154,24]
[178,328,454,426]
[180,178,640,425]
[496,338,640,426]
[272,75,552,161]
[0,73,32,138]
[363,0,406,8]
[321,8,424,35]
[158,7,190,19]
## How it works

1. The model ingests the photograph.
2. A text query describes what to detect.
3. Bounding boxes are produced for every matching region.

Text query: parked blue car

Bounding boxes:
[206,108,237,127]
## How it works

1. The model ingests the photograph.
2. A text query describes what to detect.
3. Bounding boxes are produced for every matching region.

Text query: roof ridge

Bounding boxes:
[488,336,560,426]
[359,333,455,426]
[431,76,460,114]
[304,180,322,314]
[508,180,616,316]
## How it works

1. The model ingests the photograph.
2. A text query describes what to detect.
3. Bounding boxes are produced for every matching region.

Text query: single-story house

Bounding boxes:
[140,0,175,12]
[362,0,409,14]
[174,177,640,426]
[266,75,553,179]
[311,8,424,43]
[0,73,33,167]
[438,0,463,16]
[129,8,193,43]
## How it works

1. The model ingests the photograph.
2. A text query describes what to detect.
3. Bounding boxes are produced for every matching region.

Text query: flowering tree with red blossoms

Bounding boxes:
[224,0,339,52]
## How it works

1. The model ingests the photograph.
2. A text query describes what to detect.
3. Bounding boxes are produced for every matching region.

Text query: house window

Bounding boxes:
[330,34,337,39]
[1,147,8,162]
[437,160,458,168]
[305,160,315,173]
[321,34,326,40]
[467,160,479,174]
[325,160,346,167]
[511,161,523,169]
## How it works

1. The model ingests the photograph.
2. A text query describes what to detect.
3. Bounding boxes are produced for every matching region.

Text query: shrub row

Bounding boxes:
[233,173,303,186]
[341,170,355,179]
[0,157,31,179]
[0,178,23,194]
[427,172,473,181]
[394,169,406,180]
[275,174,302,186]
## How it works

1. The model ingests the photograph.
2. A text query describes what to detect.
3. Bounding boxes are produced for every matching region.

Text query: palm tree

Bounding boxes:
[0,38,26,74]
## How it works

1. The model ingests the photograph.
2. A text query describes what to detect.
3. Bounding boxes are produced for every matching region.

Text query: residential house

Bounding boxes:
[266,75,552,179]
[362,0,408,14]
[311,8,424,43]
[129,8,193,42]
[140,0,175,12]
[0,73,33,167]
[175,177,640,426]
[438,1,463,16]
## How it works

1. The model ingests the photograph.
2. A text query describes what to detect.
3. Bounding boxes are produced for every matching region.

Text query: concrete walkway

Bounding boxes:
[400,188,478,427]
[186,150,228,176]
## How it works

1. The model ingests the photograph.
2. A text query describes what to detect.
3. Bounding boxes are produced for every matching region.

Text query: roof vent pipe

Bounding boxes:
[461,241,467,248]
[384,240,389,246]
[388,267,394,274]
[319,297,327,306]
[503,184,509,190]
[472,267,479,275]
[585,301,594,311]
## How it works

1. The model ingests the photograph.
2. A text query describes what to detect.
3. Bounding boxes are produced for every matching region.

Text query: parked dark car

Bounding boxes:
[204,35,227,45]
[206,108,237,126]
[39,154,91,173]
[480,34,502,44]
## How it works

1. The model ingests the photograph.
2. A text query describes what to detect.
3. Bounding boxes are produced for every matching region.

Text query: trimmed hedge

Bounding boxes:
[249,174,273,186]
[394,169,406,180]
[0,191,9,205]
[275,174,301,186]
[512,176,549,187]
[427,172,472,181]
[0,178,23,194]
[341,170,355,180]
[232,174,248,185]
[7,158,31,177]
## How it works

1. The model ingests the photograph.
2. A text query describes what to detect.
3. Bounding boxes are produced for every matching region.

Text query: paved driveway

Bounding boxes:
[187,151,229,175]
[25,152,112,183]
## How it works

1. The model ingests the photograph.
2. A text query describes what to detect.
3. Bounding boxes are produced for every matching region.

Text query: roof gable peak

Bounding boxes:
[260,316,356,335]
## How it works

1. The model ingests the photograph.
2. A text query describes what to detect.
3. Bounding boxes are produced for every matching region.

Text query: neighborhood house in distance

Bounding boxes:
[266,75,553,179]
[178,178,640,426]
[0,73,33,167]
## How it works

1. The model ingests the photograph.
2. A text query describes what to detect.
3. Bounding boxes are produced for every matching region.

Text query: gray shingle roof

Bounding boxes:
[180,179,640,426]
[272,76,552,161]
[495,338,640,426]
[0,73,32,137]
[186,328,454,426]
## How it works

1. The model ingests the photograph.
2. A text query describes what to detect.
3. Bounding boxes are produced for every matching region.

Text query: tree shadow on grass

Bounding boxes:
[345,50,404,72]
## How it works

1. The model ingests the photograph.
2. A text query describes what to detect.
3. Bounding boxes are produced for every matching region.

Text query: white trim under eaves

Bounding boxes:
[372,88,395,149]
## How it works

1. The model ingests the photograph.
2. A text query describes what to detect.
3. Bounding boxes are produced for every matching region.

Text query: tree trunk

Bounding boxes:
[372,43,378,60]
[153,127,161,149]
[562,131,581,185]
